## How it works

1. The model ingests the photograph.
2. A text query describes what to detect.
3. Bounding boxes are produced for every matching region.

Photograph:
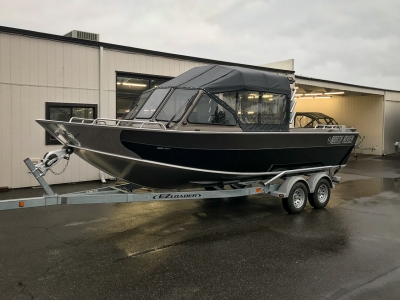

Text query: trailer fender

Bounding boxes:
[270,176,310,198]
[307,173,333,193]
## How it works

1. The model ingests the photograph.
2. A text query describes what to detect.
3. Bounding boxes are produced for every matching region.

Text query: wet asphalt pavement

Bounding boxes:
[1,155,400,299]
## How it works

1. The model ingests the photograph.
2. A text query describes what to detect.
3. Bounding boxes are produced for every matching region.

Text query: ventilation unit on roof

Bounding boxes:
[64,30,99,42]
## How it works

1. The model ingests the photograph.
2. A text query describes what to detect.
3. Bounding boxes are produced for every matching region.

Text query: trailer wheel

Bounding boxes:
[308,178,330,208]
[282,181,307,214]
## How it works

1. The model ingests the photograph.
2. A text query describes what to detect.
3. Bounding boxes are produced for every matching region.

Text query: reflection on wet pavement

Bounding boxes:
[1,160,400,299]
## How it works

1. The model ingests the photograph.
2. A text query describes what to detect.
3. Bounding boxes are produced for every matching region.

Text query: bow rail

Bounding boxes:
[69,117,167,130]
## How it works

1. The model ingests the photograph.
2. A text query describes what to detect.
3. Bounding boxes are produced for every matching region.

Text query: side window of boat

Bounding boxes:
[259,93,287,125]
[234,91,287,125]
[188,94,236,125]
[236,91,260,124]
[136,88,170,119]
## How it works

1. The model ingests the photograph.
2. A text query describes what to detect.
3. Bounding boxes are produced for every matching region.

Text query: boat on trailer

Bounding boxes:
[37,65,358,190]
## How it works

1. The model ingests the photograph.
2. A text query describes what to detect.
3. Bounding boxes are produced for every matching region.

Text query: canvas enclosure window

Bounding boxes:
[187,94,236,125]
[214,91,288,128]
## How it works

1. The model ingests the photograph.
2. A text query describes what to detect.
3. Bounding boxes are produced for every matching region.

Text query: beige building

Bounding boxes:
[295,76,400,156]
[0,26,399,189]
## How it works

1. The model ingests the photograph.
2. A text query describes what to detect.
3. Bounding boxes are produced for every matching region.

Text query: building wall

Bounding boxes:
[0,33,100,188]
[0,32,208,188]
[295,95,384,155]
[384,91,400,154]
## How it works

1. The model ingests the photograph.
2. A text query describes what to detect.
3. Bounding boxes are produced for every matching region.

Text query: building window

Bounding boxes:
[116,73,172,119]
[45,102,98,145]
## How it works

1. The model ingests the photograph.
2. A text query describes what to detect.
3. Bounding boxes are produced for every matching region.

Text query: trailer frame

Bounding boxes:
[0,156,342,213]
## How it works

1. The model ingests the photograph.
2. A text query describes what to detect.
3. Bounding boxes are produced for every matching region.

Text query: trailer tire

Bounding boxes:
[282,181,307,214]
[308,178,330,209]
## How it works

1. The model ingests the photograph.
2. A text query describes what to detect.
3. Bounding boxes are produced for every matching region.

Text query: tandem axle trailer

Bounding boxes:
[0,148,342,214]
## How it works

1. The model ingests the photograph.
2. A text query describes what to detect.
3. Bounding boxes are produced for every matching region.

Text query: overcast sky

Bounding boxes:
[1,0,399,90]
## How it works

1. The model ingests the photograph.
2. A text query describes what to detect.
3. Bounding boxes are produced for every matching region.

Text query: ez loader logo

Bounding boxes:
[153,193,202,199]
[328,135,355,144]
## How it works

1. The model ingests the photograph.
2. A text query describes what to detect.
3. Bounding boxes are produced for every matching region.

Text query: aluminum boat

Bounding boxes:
[37,65,358,189]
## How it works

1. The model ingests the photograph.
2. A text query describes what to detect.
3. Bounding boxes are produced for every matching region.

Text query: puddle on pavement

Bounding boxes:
[334,177,400,200]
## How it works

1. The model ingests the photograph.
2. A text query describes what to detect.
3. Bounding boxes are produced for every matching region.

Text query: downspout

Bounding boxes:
[99,46,104,117]
[382,91,386,155]
[98,46,107,181]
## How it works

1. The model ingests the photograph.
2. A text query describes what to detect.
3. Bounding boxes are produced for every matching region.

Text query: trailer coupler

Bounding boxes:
[23,146,74,196]
[35,146,74,177]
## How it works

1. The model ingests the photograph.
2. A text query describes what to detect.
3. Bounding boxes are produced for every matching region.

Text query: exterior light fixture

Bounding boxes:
[324,91,344,95]
[305,93,323,96]
[122,83,147,87]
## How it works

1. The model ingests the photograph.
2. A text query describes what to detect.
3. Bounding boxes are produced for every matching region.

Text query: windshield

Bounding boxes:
[136,88,170,119]
[156,89,198,122]
[123,91,152,120]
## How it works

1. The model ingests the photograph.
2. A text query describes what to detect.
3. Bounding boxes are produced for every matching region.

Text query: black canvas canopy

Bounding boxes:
[159,65,292,96]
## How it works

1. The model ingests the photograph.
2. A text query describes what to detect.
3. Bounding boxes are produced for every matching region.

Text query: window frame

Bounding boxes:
[45,102,98,145]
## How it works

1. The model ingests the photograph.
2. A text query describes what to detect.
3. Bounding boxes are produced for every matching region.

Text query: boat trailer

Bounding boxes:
[0,148,342,214]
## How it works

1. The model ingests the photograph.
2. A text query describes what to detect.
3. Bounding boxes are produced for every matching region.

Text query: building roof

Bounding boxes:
[297,75,400,94]
[0,25,294,75]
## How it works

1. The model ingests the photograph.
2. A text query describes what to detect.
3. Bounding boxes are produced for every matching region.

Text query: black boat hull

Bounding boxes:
[37,120,357,188]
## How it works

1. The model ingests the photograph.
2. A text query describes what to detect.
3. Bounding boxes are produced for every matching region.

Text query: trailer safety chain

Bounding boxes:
[49,154,70,175]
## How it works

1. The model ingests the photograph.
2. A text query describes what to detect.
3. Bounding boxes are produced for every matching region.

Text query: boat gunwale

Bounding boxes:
[36,119,359,135]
